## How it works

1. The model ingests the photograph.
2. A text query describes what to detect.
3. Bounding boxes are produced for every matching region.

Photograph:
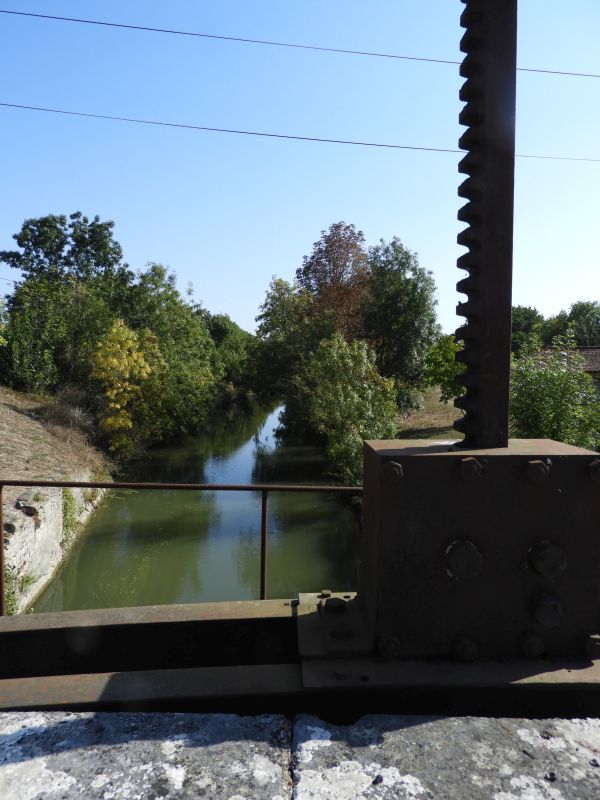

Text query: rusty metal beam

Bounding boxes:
[454,0,518,447]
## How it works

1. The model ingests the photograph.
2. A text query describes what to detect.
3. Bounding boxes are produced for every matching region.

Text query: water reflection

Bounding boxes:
[33,406,360,612]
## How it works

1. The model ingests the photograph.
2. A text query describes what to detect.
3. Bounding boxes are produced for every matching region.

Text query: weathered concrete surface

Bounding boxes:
[2,712,600,799]
[4,479,103,613]
[0,712,291,799]
[292,715,600,799]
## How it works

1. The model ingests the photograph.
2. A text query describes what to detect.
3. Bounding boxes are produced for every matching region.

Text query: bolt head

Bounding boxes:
[527,459,551,484]
[378,634,402,659]
[453,636,479,662]
[459,457,483,479]
[382,460,404,484]
[532,594,564,629]
[529,541,567,578]
[446,540,484,580]
[323,597,347,615]
[319,589,332,598]
[520,632,545,659]
[588,459,600,482]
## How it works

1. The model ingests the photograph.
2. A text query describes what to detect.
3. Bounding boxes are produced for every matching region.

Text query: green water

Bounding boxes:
[33,406,360,612]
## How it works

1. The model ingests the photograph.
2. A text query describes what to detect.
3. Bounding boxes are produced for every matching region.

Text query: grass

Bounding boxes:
[396,387,463,441]
[62,487,78,542]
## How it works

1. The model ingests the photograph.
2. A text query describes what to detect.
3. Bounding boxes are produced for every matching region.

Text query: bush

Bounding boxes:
[302,334,398,484]
[510,332,600,450]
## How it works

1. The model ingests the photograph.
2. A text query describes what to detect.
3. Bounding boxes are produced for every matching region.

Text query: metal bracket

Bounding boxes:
[297,591,373,659]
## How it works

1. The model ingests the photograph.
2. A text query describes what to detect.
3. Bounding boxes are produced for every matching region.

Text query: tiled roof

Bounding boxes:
[578,347,600,373]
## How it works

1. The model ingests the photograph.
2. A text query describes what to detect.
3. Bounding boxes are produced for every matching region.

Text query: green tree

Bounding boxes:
[424,335,465,403]
[203,312,253,389]
[511,305,544,354]
[254,278,334,401]
[361,238,439,404]
[567,301,600,346]
[510,331,599,449]
[124,264,218,440]
[301,333,398,484]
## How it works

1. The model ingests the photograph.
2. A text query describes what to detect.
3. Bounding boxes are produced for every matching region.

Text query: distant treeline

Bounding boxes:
[2,213,597,472]
[0,213,255,455]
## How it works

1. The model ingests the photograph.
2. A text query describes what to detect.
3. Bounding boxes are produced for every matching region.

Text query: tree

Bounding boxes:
[510,331,599,450]
[425,335,465,403]
[92,320,152,454]
[361,238,439,402]
[0,212,130,286]
[295,222,369,339]
[301,333,398,484]
[511,305,544,354]
[254,278,334,400]
[567,301,600,346]
[123,264,218,440]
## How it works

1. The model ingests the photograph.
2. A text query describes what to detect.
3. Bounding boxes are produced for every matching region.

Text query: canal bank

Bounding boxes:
[32,406,360,613]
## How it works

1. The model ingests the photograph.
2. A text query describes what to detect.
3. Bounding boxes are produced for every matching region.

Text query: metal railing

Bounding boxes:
[0,479,363,616]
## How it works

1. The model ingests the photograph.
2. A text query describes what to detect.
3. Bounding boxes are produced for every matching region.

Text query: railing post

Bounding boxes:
[0,484,5,616]
[260,490,268,600]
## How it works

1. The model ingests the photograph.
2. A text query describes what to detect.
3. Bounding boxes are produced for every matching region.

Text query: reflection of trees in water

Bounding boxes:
[252,441,328,484]
[126,404,271,484]
[34,489,220,612]
[231,491,360,599]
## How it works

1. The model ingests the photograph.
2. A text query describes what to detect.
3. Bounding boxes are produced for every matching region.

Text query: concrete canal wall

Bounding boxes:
[3,478,104,614]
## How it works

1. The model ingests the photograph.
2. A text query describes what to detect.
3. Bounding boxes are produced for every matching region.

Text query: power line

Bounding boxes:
[1,8,599,80]
[2,102,600,163]
[0,102,462,154]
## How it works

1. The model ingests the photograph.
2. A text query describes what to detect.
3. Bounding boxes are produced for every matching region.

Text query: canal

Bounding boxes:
[33,406,360,612]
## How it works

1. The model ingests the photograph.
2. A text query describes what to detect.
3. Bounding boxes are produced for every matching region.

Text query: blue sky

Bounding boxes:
[1,1,598,333]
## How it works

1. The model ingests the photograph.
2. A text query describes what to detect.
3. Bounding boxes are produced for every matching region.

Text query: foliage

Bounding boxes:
[362,238,439,394]
[62,487,78,541]
[0,212,129,285]
[92,320,152,453]
[424,335,465,403]
[566,301,600,347]
[510,331,600,449]
[295,222,370,340]
[511,306,544,354]
[254,278,334,401]
[302,334,398,484]
[203,311,254,389]
[4,568,18,616]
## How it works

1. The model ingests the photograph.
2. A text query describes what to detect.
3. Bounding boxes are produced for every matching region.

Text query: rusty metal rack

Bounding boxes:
[0,478,362,614]
[0,0,599,715]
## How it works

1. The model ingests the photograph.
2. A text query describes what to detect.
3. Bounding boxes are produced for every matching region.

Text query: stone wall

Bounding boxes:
[2,477,104,614]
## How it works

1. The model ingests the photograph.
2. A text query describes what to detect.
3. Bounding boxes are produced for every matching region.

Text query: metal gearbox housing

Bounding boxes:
[361,439,600,661]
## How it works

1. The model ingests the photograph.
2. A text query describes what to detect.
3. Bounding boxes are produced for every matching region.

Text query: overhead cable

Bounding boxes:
[2,102,600,163]
[1,8,599,80]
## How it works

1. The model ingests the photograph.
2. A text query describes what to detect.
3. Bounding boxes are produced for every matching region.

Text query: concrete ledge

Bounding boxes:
[2,712,600,798]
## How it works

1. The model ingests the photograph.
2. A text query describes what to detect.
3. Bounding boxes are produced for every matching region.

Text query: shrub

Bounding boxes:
[510,332,600,450]
[302,334,398,484]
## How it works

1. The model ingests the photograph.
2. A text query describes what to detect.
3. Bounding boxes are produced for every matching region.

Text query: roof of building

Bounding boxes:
[578,347,600,373]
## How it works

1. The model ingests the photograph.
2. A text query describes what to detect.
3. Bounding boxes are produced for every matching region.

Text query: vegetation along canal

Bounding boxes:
[33,407,360,612]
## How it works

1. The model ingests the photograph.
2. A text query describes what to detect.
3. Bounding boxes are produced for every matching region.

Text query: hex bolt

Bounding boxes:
[520,632,545,659]
[381,460,404,484]
[319,589,332,598]
[527,459,551,484]
[532,594,564,629]
[529,541,567,578]
[445,540,484,580]
[378,634,402,659]
[453,636,479,662]
[324,597,347,615]
[588,459,600,482]
[459,457,483,479]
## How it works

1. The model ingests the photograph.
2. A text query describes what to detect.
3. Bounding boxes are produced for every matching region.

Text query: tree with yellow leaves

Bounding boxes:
[92,319,151,454]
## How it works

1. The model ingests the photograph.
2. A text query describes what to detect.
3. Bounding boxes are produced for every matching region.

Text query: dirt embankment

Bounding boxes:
[1,385,110,612]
